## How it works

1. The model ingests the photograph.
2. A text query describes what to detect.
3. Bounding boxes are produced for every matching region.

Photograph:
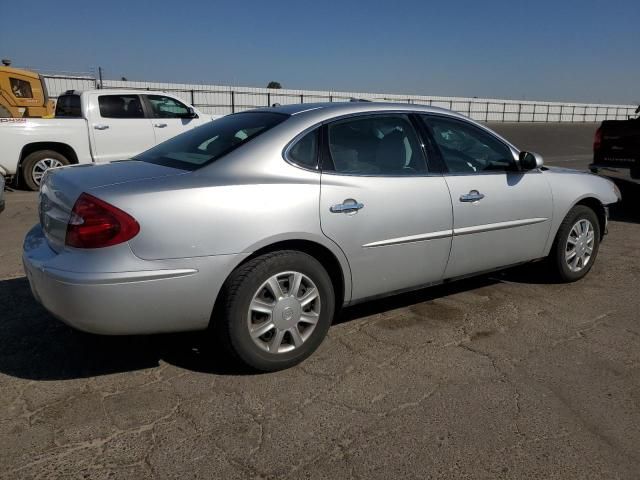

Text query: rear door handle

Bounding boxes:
[153,123,168,128]
[94,124,109,130]
[330,199,364,213]
[460,190,485,202]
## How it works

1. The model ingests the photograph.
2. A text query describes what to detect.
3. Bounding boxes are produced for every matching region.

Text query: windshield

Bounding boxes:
[135,112,289,170]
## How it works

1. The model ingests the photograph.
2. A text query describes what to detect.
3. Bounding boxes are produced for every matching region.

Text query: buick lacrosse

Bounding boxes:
[24,103,620,370]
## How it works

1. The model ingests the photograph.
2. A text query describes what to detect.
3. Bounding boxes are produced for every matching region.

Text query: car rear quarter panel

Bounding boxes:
[541,169,620,255]
[96,167,353,302]
[105,170,321,259]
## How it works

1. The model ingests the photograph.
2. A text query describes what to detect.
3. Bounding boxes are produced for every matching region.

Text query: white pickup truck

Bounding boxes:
[0,89,217,190]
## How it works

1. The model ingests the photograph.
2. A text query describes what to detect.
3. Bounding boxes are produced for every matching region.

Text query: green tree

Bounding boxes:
[267,81,282,89]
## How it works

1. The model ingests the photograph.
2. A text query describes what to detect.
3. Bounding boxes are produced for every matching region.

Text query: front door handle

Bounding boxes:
[330,199,364,214]
[460,190,485,202]
[153,123,168,128]
[94,124,109,130]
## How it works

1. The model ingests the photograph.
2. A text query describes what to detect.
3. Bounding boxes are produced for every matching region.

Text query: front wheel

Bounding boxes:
[21,150,70,191]
[214,250,335,371]
[549,205,601,282]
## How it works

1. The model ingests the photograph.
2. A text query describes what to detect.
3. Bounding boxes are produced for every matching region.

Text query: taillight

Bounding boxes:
[593,127,602,151]
[65,193,140,248]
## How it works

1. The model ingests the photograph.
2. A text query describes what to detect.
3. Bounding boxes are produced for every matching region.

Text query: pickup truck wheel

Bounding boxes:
[549,205,600,282]
[213,250,335,372]
[21,150,69,191]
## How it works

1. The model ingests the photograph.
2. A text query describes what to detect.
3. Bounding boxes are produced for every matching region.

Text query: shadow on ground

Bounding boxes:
[0,274,508,381]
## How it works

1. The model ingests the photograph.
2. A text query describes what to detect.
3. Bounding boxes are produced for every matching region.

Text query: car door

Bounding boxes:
[143,94,207,144]
[89,93,156,163]
[421,114,553,279]
[318,114,453,302]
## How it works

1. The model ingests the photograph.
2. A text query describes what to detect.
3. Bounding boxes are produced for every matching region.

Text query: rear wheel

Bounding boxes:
[549,205,600,282]
[214,250,335,371]
[21,150,69,191]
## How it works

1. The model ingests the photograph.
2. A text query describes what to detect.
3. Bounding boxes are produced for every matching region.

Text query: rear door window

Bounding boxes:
[98,95,145,118]
[135,112,288,170]
[325,115,427,175]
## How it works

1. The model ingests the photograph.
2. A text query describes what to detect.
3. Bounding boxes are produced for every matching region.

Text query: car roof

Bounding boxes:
[61,89,181,96]
[251,101,455,117]
[247,101,519,152]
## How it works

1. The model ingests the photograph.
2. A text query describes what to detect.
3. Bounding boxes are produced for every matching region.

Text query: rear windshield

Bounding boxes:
[135,112,288,170]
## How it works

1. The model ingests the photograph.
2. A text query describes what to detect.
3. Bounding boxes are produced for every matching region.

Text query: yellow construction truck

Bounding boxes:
[0,59,54,118]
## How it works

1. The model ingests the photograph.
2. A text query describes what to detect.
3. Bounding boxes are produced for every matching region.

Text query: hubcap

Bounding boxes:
[32,158,63,186]
[565,219,595,272]
[247,271,321,354]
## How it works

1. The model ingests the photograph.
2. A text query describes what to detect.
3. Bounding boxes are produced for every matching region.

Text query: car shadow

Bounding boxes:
[334,276,500,325]
[0,273,527,380]
[0,276,251,380]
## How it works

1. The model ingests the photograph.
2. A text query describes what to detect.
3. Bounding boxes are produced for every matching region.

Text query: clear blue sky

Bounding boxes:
[2,0,639,104]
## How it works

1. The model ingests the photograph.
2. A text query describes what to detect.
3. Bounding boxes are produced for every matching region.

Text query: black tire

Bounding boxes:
[549,205,601,282]
[21,150,70,191]
[213,250,335,372]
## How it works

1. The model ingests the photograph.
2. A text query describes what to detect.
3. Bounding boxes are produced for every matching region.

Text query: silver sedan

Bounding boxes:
[23,103,620,371]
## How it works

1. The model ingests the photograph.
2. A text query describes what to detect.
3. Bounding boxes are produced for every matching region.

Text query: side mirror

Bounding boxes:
[519,151,544,170]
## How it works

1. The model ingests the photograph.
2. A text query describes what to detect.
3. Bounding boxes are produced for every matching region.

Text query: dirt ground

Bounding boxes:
[1,125,639,478]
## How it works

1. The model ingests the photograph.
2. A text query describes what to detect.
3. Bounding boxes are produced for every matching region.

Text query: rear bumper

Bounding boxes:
[23,225,245,335]
[589,163,640,184]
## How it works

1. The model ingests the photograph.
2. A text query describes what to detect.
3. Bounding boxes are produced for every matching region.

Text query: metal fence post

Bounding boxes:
[231,91,235,113]
[502,102,506,122]
[190,90,195,107]
[267,92,271,106]
[300,94,304,104]
[517,103,521,122]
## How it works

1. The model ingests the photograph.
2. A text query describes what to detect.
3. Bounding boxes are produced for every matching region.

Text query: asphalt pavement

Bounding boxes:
[1,123,639,479]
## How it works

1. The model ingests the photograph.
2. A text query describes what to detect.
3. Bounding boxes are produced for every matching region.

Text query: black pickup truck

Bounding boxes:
[590,106,640,182]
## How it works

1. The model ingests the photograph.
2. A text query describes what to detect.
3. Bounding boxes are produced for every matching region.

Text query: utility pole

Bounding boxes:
[98,66,103,89]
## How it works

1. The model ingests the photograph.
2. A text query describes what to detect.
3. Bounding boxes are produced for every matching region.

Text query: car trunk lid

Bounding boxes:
[39,161,185,251]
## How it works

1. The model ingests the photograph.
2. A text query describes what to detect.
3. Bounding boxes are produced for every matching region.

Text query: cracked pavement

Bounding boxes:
[1,139,640,478]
